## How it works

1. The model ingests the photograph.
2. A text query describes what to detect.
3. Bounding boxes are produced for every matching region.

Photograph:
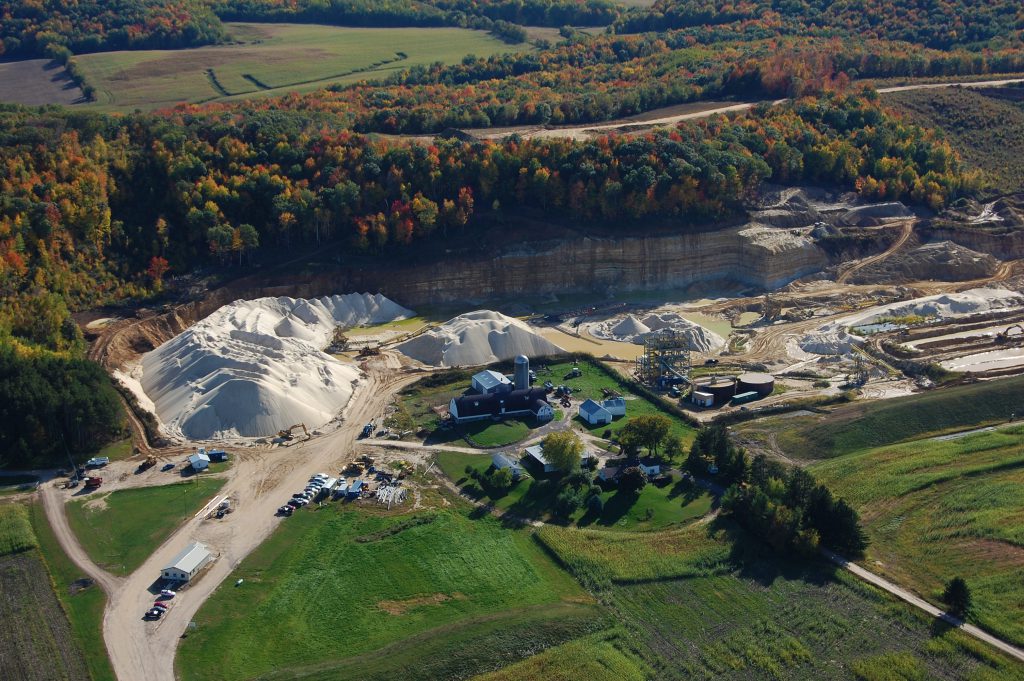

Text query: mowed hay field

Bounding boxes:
[538,517,1024,680]
[0,59,84,106]
[178,507,599,681]
[812,424,1024,647]
[0,504,90,681]
[76,23,516,111]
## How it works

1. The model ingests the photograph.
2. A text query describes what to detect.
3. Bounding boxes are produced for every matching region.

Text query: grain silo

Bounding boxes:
[514,355,530,391]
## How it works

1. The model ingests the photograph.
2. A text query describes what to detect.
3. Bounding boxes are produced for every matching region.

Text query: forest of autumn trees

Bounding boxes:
[0,91,972,331]
[2,0,1022,59]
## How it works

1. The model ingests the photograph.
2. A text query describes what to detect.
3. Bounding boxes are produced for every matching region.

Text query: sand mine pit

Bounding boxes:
[138,294,412,440]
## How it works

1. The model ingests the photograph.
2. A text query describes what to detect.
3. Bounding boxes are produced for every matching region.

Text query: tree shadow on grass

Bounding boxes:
[666,476,707,505]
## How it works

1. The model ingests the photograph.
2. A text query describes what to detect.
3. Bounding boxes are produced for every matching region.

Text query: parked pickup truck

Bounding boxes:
[85,457,110,467]
[84,477,103,489]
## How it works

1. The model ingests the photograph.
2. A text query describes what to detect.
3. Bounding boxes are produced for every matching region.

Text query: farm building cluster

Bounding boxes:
[448,356,554,424]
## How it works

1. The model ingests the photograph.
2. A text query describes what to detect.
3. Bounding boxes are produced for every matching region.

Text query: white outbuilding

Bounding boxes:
[578,399,613,426]
[471,370,513,395]
[188,451,211,471]
[601,397,626,417]
[161,541,213,582]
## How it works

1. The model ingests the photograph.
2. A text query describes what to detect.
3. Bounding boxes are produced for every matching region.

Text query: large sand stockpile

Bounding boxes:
[396,310,561,366]
[141,294,412,440]
[850,288,1023,326]
[591,313,726,352]
[797,288,1023,357]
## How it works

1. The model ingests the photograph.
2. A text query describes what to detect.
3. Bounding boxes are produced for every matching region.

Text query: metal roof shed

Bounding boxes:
[161,541,213,582]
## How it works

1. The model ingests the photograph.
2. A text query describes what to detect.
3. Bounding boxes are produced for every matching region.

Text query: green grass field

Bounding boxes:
[178,507,596,681]
[751,375,1024,460]
[463,419,532,447]
[539,518,1024,679]
[76,23,517,111]
[812,424,1024,647]
[437,451,714,530]
[0,503,37,555]
[66,478,225,574]
[28,503,115,681]
[535,519,734,584]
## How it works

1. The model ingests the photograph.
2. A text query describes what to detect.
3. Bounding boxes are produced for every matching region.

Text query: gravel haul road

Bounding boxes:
[44,354,419,681]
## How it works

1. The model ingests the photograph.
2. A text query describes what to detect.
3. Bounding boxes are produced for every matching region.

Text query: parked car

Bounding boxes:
[277,505,293,516]
[85,457,110,467]
[161,463,175,472]
[144,609,162,620]
[159,589,176,598]
[295,498,309,506]
[287,499,302,508]
[292,493,306,499]
[152,604,168,612]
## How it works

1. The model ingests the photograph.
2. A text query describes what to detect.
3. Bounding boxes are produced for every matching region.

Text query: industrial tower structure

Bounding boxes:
[635,328,692,387]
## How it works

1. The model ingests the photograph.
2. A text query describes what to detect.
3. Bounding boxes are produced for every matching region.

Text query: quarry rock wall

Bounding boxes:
[335,225,829,306]
[94,225,834,369]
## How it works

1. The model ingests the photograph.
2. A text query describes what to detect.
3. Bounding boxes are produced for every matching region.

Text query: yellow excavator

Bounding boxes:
[277,423,309,440]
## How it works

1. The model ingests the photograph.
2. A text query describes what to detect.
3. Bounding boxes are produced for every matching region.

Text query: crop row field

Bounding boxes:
[0,504,92,681]
[539,517,1024,680]
[74,23,517,111]
[812,423,1024,647]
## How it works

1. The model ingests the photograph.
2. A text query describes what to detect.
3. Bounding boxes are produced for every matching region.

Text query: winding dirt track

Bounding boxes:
[43,354,420,681]
[836,220,915,284]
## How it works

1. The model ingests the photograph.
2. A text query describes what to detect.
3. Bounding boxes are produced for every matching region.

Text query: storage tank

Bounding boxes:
[737,372,774,397]
[514,355,530,391]
[694,376,736,404]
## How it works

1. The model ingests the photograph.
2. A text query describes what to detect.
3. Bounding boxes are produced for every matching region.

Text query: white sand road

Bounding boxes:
[42,353,420,681]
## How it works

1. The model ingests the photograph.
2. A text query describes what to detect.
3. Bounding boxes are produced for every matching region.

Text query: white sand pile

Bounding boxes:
[141,294,413,440]
[591,312,725,352]
[798,330,859,356]
[396,310,561,367]
[610,315,652,337]
[849,288,1022,326]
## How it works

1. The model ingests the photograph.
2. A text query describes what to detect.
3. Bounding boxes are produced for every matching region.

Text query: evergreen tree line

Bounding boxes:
[688,426,868,558]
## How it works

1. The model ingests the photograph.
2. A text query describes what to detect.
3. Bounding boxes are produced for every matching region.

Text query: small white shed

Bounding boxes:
[492,453,524,479]
[692,391,714,407]
[601,397,626,417]
[188,451,211,471]
[161,541,213,582]
[471,370,512,395]
[578,399,613,426]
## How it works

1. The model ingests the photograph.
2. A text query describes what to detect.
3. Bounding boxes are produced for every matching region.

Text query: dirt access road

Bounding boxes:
[448,77,1024,141]
[43,353,420,681]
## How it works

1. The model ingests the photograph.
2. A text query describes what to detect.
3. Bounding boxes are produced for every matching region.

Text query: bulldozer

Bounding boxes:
[277,423,310,441]
[137,455,157,472]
